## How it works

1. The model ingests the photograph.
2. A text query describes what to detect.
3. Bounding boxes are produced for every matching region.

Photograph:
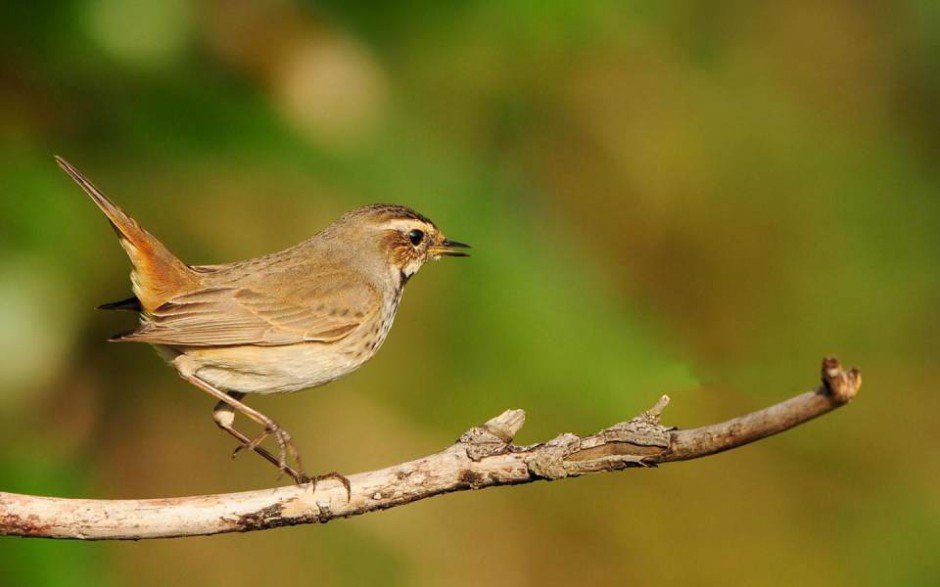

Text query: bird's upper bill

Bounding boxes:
[430,239,471,258]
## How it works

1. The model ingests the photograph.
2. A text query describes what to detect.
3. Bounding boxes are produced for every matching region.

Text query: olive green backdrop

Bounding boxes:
[1,1,938,585]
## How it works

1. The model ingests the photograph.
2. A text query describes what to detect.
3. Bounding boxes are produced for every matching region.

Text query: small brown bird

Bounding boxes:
[56,156,469,484]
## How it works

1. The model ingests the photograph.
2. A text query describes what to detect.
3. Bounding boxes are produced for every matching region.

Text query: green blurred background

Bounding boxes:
[2,0,938,585]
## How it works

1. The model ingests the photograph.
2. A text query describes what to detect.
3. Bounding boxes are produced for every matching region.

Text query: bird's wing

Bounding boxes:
[115,270,379,347]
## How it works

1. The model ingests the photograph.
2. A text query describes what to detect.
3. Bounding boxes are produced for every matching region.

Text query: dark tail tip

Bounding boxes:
[97,296,142,312]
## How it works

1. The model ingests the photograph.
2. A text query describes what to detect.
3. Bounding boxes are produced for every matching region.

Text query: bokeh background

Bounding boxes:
[2,1,939,585]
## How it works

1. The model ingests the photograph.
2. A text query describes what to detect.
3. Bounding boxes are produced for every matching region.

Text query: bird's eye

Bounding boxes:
[408,229,425,246]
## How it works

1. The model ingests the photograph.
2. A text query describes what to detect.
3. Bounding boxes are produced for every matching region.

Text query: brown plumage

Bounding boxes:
[56,156,469,483]
[57,158,198,312]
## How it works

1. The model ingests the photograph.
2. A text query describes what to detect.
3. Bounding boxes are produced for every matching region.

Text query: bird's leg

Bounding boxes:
[211,391,243,430]
[212,393,349,497]
[211,392,301,474]
[212,395,307,482]
[182,373,308,483]
[211,392,253,458]
[240,425,306,480]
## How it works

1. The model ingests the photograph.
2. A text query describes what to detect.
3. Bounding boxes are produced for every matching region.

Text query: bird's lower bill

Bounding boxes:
[431,239,471,258]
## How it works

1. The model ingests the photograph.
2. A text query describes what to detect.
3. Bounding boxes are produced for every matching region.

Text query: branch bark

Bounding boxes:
[0,357,861,540]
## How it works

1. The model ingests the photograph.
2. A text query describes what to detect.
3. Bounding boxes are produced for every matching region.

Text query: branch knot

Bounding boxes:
[596,395,672,448]
[526,434,581,480]
[459,409,526,461]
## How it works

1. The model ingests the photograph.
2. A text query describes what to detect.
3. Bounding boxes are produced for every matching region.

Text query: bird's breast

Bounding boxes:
[172,285,406,395]
[348,284,403,359]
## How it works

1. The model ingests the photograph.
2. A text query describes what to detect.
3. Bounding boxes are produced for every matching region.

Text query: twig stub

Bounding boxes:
[821,356,861,403]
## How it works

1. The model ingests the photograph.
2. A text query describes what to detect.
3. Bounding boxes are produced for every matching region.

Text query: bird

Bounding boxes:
[55,156,469,485]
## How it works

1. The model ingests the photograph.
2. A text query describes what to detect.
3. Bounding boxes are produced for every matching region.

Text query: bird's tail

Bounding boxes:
[55,156,197,312]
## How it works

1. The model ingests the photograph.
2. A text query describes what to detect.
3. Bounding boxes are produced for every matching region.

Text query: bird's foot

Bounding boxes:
[310,471,352,501]
[232,423,308,484]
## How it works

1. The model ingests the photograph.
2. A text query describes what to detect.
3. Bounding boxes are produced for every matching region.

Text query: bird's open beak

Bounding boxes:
[432,239,471,258]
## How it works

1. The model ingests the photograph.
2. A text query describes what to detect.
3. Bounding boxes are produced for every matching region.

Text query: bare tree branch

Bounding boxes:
[0,357,860,541]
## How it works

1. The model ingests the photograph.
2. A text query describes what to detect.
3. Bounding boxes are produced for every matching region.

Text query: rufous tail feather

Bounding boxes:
[55,156,197,312]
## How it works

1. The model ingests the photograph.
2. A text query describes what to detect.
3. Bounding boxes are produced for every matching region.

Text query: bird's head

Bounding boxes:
[327,204,469,281]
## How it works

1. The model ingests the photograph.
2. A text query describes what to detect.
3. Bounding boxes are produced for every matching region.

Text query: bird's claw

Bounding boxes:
[309,471,352,501]
[231,423,308,484]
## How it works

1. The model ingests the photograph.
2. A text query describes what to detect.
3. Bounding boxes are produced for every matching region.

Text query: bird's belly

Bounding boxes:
[171,341,372,395]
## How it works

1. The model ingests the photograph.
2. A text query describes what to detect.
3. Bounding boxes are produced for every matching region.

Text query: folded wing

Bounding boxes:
[116,270,378,347]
